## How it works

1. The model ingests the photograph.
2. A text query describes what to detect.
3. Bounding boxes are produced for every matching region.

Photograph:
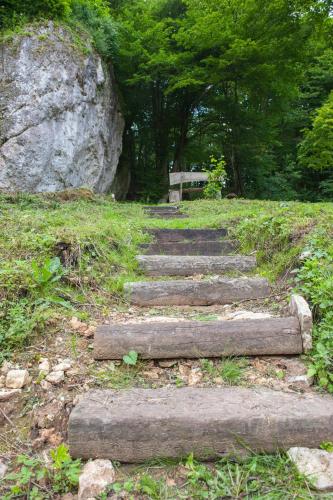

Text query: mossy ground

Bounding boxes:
[1,191,333,498]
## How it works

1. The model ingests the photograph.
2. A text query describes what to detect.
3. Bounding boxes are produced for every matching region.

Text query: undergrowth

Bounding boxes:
[1,194,333,498]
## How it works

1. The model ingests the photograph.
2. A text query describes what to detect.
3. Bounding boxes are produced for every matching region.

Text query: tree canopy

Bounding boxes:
[1,0,333,200]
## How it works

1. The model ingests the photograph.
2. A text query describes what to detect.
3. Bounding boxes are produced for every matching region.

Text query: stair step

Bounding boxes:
[125,277,270,306]
[94,316,302,360]
[68,387,333,462]
[140,240,239,256]
[137,255,256,276]
[147,228,228,242]
[146,211,188,219]
[143,206,179,211]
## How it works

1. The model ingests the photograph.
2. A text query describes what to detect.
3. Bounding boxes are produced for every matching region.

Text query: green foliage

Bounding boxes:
[0,0,71,29]
[201,358,248,384]
[203,156,227,200]
[109,452,312,499]
[2,444,81,499]
[295,231,333,391]
[320,441,333,452]
[0,193,146,361]
[298,91,333,171]
[122,350,138,366]
[70,0,118,58]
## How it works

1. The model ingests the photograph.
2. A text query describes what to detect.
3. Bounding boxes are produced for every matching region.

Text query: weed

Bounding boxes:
[2,444,81,499]
[201,358,248,384]
[123,350,138,366]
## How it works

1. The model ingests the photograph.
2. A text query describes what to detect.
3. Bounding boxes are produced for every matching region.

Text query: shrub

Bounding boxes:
[1,0,71,29]
[70,0,118,58]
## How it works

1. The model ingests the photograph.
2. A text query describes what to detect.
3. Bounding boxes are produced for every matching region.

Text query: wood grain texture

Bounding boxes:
[137,255,256,276]
[68,387,333,462]
[125,277,270,306]
[94,316,302,360]
[140,240,239,256]
[169,171,209,185]
[147,228,228,242]
[145,212,189,219]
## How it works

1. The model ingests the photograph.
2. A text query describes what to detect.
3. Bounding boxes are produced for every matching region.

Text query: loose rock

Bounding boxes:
[288,447,333,491]
[0,388,21,401]
[38,358,50,374]
[188,369,203,386]
[6,369,30,389]
[78,459,115,500]
[46,371,65,385]
[158,360,178,368]
[0,461,8,479]
[1,361,14,375]
[53,359,72,372]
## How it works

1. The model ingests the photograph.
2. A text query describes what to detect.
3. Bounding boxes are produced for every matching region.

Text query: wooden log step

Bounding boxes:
[125,277,270,306]
[146,212,188,219]
[147,228,228,242]
[94,316,302,360]
[140,240,239,256]
[137,255,256,276]
[143,205,180,212]
[68,387,333,462]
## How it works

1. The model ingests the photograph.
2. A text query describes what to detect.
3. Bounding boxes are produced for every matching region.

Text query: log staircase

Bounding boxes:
[68,205,333,462]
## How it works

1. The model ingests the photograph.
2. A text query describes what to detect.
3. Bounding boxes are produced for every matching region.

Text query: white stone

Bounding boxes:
[0,23,124,194]
[1,361,13,375]
[41,380,52,390]
[287,375,313,387]
[0,461,8,479]
[0,375,5,388]
[38,358,50,374]
[288,447,333,491]
[300,250,312,261]
[46,371,65,385]
[78,459,115,500]
[290,294,313,352]
[6,369,30,389]
[227,310,272,320]
[0,388,21,401]
[53,359,72,372]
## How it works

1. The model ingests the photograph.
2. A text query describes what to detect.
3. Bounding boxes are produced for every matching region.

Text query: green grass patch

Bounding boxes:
[0,194,333,391]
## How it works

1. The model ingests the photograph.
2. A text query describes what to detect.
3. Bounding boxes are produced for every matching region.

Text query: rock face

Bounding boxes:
[0,23,124,193]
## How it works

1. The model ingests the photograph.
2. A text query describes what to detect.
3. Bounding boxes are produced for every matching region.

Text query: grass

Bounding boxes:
[200,357,249,385]
[105,452,319,499]
[1,192,333,498]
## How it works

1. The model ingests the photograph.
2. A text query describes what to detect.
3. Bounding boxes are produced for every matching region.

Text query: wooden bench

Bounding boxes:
[169,171,209,202]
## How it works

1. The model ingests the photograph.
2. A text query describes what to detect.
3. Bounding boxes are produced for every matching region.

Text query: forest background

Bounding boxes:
[1,0,333,201]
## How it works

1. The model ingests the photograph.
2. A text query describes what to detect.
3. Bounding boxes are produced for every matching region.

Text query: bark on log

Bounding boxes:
[146,212,188,219]
[125,277,270,306]
[94,316,302,360]
[68,387,333,462]
[137,255,256,276]
[140,240,239,256]
[147,228,228,242]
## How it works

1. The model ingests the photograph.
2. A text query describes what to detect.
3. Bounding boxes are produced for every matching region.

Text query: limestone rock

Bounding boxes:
[6,369,30,389]
[288,447,333,491]
[53,359,72,372]
[46,371,65,385]
[1,361,14,375]
[0,388,21,401]
[0,461,8,479]
[290,294,313,352]
[0,375,5,388]
[78,459,115,500]
[0,23,124,194]
[38,358,50,375]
